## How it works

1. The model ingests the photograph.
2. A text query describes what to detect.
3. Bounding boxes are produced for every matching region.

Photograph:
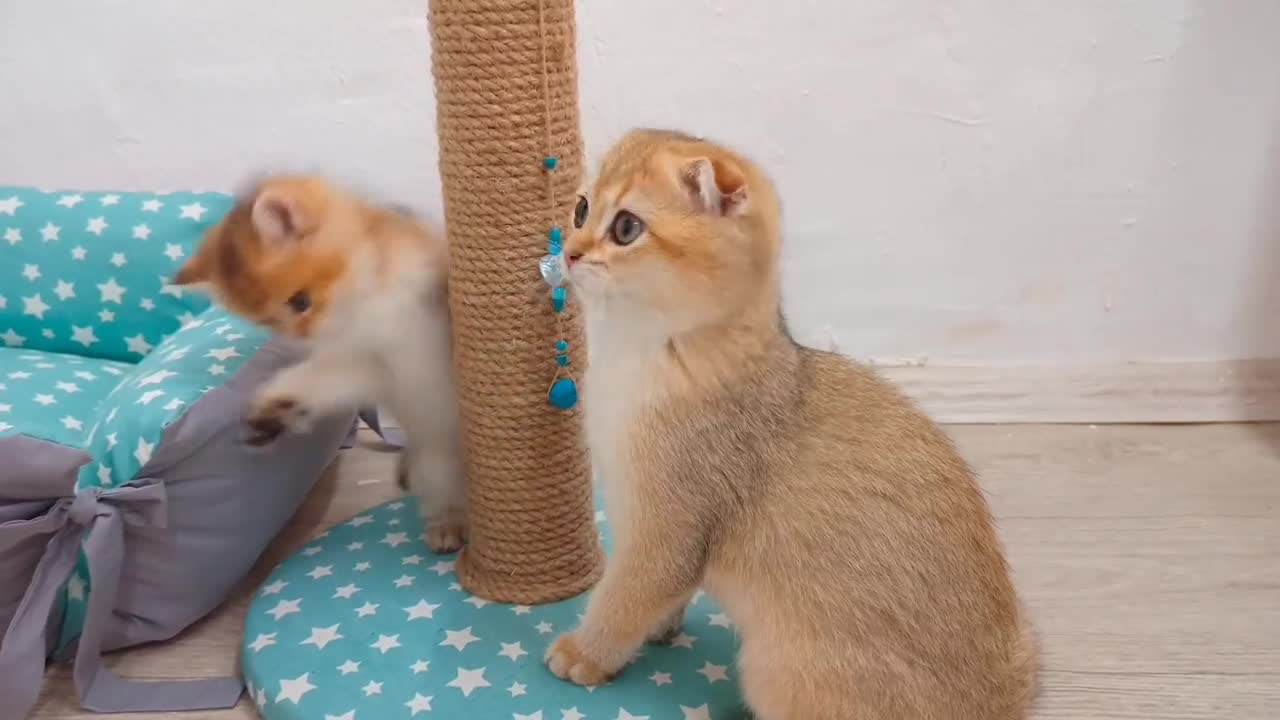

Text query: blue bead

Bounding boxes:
[543,156,558,170]
[555,339,568,352]
[555,353,569,366]
[549,227,562,244]
[548,377,578,409]
[551,286,566,312]
[548,239,562,256]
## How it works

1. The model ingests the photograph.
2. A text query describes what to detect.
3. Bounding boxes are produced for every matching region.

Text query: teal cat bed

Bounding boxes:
[241,499,744,719]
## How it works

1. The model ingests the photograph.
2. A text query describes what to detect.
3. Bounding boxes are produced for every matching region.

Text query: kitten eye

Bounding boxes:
[286,289,312,314]
[610,210,645,246]
[573,196,589,229]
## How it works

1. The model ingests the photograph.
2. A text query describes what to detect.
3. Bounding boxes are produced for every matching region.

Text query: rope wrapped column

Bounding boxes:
[427,0,604,603]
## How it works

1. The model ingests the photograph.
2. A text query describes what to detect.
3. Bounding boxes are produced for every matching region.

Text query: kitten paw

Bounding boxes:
[545,633,615,687]
[245,395,311,446]
[424,508,468,554]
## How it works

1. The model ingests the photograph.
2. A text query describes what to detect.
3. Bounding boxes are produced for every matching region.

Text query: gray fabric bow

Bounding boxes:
[0,483,242,719]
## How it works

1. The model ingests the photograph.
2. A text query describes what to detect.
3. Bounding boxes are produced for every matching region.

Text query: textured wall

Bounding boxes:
[2,0,1278,366]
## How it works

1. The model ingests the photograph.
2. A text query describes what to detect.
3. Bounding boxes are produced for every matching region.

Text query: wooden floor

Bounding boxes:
[30,423,1280,719]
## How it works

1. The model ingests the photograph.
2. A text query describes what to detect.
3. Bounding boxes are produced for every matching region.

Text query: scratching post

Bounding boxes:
[428,0,603,603]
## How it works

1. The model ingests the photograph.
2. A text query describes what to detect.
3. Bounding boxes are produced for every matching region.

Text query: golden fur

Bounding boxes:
[175,175,467,552]
[545,130,1039,719]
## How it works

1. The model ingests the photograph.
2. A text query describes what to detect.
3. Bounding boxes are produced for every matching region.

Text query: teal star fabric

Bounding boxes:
[243,500,745,720]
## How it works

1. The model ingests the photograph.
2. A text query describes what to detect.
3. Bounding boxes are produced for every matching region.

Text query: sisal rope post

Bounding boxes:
[427,0,603,603]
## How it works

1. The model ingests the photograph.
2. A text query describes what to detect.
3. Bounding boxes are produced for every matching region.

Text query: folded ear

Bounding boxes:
[678,156,749,216]
[251,187,311,244]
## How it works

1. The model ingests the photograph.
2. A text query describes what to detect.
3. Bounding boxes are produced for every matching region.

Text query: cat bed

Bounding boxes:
[242,499,744,720]
[0,186,355,718]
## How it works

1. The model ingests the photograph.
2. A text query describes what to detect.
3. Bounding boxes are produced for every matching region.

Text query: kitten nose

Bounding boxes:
[567,252,583,266]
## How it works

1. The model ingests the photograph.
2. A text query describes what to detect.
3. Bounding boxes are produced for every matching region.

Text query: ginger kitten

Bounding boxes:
[544,130,1038,719]
[173,175,467,553]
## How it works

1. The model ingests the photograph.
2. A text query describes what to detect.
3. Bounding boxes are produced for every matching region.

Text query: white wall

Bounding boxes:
[3,0,1278,367]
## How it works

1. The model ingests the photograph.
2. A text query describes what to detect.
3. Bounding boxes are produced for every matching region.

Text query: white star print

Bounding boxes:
[354,601,379,617]
[669,632,698,649]
[206,346,240,361]
[275,673,316,704]
[439,627,480,651]
[681,705,712,720]
[337,660,360,675]
[248,633,276,653]
[8,370,32,379]
[0,196,23,215]
[105,432,117,450]
[381,531,409,548]
[446,667,491,697]
[72,370,96,380]
[513,708,537,717]
[650,671,672,686]
[136,389,165,405]
[361,681,382,696]
[393,574,415,588]
[34,394,56,406]
[137,369,177,386]
[300,624,343,650]
[134,437,153,465]
[405,693,433,716]
[22,264,40,281]
[371,634,401,654]
[139,297,155,311]
[22,295,50,320]
[55,381,81,393]
[708,612,732,628]
[60,416,83,431]
[56,194,83,208]
[255,687,267,707]
[431,559,456,575]
[498,642,528,661]
[125,334,153,355]
[354,561,372,573]
[179,202,207,220]
[464,596,491,609]
[512,605,533,615]
[261,579,287,595]
[96,463,112,485]
[67,574,86,600]
[536,621,554,635]
[616,711,649,720]
[401,554,424,565]
[159,280,182,298]
[98,309,115,322]
[86,217,108,235]
[3,228,19,244]
[0,403,9,412]
[411,660,430,674]
[325,712,355,720]
[131,223,151,240]
[1,329,24,347]
[697,661,729,683]
[163,398,185,411]
[561,709,585,720]
[40,222,61,242]
[52,280,76,301]
[100,194,120,206]
[71,245,86,260]
[97,277,126,303]
[405,599,441,621]
[333,583,360,599]
[164,243,184,261]
[41,329,54,339]
[306,564,334,580]
[142,199,163,212]
[110,252,127,267]
[70,326,99,347]
[266,598,302,620]
[347,541,365,551]
[0,422,11,433]
[163,345,189,361]
[348,515,374,527]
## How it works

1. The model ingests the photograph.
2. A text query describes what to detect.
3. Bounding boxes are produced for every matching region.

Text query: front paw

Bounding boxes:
[245,395,311,446]
[545,633,616,687]
[424,507,468,554]
[647,605,686,644]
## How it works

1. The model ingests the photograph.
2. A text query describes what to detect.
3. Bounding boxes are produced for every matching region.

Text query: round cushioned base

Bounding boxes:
[243,499,744,719]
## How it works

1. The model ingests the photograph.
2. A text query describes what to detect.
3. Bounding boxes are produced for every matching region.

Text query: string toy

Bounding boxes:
[537,0,578,410]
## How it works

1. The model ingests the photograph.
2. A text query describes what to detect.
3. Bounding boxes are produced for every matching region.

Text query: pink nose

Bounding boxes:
[566,252,583,266]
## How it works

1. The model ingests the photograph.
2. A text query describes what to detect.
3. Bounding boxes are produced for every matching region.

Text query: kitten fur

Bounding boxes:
[544,129,1038,719]
[174,175,467,553]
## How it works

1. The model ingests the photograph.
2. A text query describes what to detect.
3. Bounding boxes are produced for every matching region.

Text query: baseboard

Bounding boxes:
[363,360,1280,429]
[878,359,1280,424]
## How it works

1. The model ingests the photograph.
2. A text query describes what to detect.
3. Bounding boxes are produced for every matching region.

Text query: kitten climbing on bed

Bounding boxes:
[172,175,467,553]
[545,130,1039,719]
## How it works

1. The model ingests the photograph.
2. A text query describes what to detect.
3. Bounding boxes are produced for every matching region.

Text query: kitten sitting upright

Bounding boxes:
[173,175,467,553]
[544,130,1039,719]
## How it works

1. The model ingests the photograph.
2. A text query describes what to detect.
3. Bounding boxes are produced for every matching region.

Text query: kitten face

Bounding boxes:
[173,176,360,337]
[564,129,779,335]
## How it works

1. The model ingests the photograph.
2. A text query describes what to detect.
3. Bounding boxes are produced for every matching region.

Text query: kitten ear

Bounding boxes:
[251,189,308,243]
[678,156,748,216]
[172,242,212,286]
